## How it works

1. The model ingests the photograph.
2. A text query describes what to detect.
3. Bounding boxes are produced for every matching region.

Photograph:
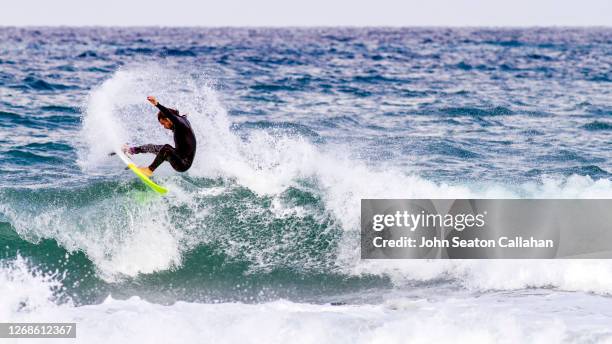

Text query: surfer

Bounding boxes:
[123,96,196,176]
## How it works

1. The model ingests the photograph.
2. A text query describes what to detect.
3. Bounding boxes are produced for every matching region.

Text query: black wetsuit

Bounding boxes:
[131,103,196,172]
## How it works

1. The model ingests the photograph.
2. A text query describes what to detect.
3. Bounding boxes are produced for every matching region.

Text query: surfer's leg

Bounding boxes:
[148,144,190,172]
[148,144,175,171]
[167,154,190,172]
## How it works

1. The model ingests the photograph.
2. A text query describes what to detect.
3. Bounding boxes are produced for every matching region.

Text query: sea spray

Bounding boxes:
[2,28,612,340]
[4,66,612,295]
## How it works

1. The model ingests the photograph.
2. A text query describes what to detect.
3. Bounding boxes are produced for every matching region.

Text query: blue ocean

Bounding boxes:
[1,27,612,343]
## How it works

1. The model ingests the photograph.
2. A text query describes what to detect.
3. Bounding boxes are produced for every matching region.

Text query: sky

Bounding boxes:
[0,0,610,27]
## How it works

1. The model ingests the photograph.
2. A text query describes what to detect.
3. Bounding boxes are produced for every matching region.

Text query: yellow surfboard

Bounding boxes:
[115,149,168,195]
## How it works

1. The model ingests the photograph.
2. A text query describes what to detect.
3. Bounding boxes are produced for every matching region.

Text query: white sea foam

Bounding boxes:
[0,193,182,281]
[2,257,612,344]
[6,66,612,292]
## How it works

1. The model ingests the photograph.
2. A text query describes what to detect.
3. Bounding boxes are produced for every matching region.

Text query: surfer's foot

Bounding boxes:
[138,166,153,177]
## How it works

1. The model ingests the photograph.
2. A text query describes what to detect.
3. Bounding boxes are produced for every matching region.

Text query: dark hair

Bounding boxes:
[157,108,179,121]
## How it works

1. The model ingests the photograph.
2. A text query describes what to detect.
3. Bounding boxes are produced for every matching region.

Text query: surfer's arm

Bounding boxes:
[147,96,185,129]
[129,144,165,155]
[147,96,182,125]
[156,103,181,125]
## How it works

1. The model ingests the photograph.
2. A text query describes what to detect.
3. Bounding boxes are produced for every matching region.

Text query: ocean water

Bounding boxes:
[0,27,611,343]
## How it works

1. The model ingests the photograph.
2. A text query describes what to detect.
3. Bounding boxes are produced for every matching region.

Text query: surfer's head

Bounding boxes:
[157,108,178,130]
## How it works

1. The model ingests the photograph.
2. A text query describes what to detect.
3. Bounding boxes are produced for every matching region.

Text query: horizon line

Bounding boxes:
[1,24,610,29]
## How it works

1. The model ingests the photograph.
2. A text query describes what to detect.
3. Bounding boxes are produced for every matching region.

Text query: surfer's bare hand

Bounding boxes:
[122,144,132,155]
[147,96,158,106]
